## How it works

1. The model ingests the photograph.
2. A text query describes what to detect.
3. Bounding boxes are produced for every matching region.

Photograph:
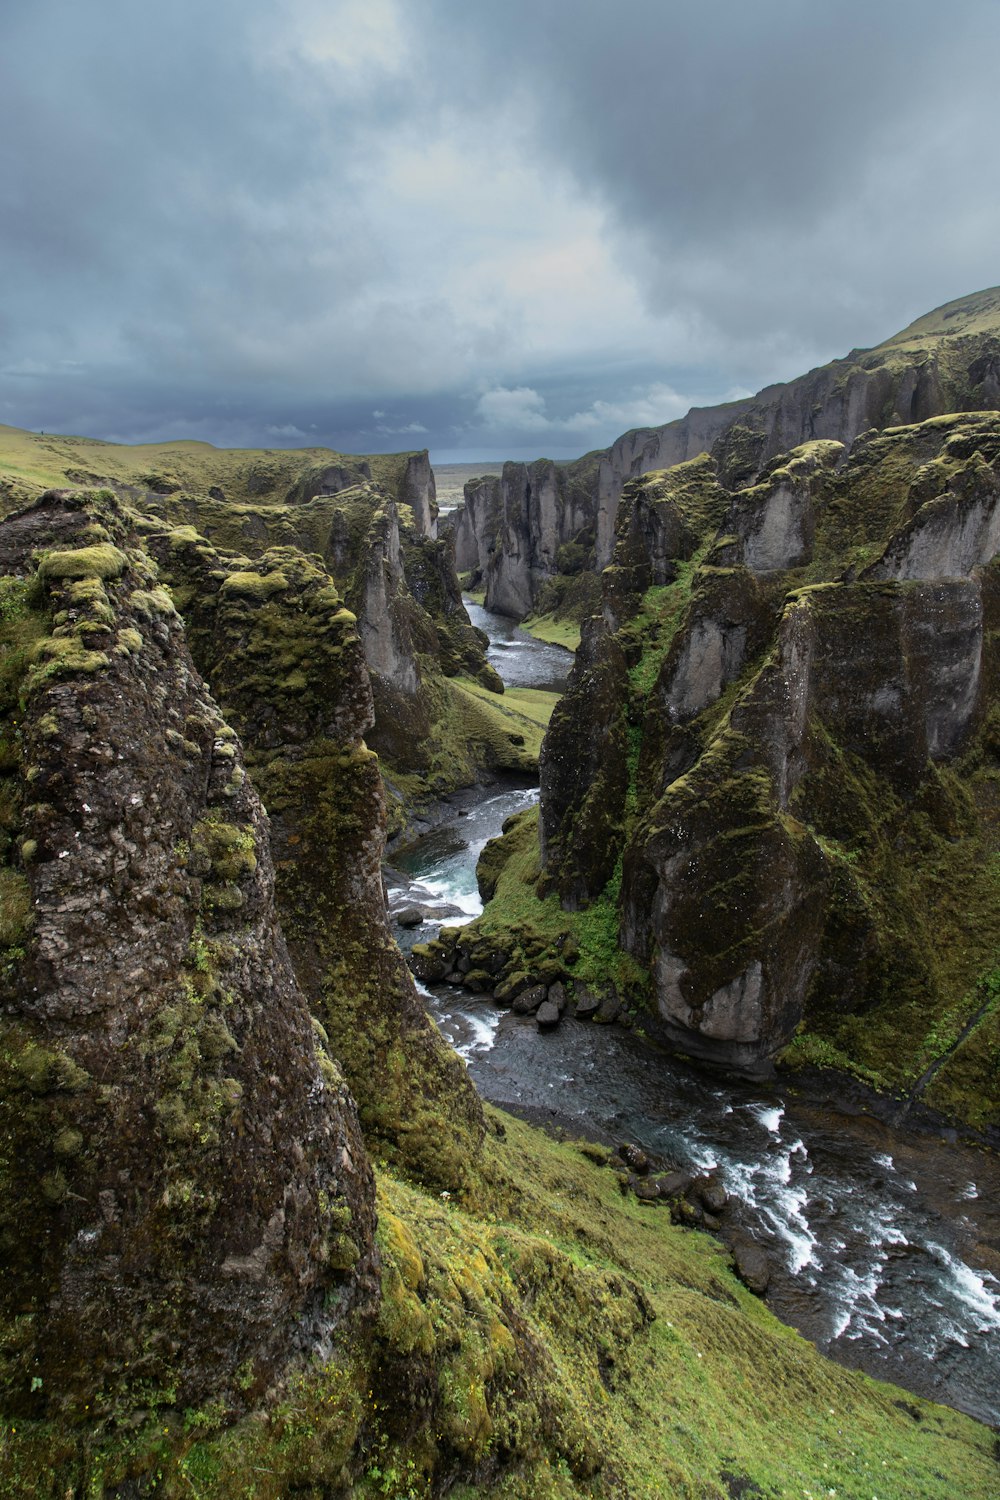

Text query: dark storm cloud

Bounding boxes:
[416,0,1000,358]
[2,1,999,458]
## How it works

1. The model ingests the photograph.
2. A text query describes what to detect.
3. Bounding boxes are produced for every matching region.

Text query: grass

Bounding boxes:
[463,806,647,999]
[4,1110,996,1497]
[520,613,581,651]
[0,422,425,515]
[424,678,560,775]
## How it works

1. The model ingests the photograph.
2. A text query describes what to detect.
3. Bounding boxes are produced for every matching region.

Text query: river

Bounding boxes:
[388,599,1000,1429]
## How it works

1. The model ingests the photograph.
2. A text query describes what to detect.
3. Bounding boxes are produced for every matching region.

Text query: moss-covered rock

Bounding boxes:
[148,523,486,1192]
[0,490,378,1422]
[520,417,1000,1113]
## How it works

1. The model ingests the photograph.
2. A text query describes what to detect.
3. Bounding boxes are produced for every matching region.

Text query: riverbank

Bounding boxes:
[392,597,1000,1433]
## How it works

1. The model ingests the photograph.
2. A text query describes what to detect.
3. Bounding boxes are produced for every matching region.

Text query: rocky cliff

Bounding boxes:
[0,490,379,1420]
[447,287,1000,624]
[148,522,486,1190]
[0,430,501,831]
[446,455,602,620]
[486,414,1000,1123]
[595,286,1000,568]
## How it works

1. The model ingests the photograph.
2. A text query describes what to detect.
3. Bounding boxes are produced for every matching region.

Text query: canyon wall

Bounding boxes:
[535,414,1000,1105]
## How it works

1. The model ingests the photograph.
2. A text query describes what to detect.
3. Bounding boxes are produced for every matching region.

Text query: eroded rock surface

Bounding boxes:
[535,415,1000,1099]
[0,491,378,1420]
[150,523,486,1191]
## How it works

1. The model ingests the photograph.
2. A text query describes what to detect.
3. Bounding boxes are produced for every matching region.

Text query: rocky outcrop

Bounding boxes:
[448,472,504,576]
[447,458,599,619]
[284,457,373,504]
[0,491,378,1419]
[593,286,1000,567]
[134,473,506,828]
[399,449,438,538]
[150,525,486,1191]
[595,399,752,568]
[533,414,1000,1097]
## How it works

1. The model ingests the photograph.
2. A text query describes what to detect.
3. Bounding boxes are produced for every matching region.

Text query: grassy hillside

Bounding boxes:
[2,1110,996,1498]
[0,423,420,513]
[877,285,1000,353]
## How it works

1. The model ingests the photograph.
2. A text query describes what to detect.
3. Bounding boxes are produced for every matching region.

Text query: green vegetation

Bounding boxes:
[460,806,647,1004]
[2,1111,996,1498]
[36,543,128,582]
[0,421,423,515]
[520,613,581,651]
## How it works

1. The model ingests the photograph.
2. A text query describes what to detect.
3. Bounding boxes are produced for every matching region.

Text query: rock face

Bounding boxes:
[0,492,378,1419]
[594,286,1000,567]
[446,458,600,619]
[595,399,752,569]
[150,523,486,1191]
[134,473,507,831]
[538,415,1000,1093]
[448,288,1000,607]
[399,449,438,538]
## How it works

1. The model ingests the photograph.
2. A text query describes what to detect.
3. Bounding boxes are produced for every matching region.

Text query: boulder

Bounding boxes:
[494,969,532,1005]
[653,1171,695,1199]
[405,945,447,983]
[619,1142,651,1175]
[593,994,621,1024]
[693,1173,729,1215]
[513,984,547,1015]
[573,983,602,1019]
[731,1239,772,1296]
[535,1000,561,1030]
[631,1176,661,1202]
[395,904,428,928]
[548,981,568,1013]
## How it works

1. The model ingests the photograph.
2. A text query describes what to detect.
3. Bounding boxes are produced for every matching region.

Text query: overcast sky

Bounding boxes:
[3,0,999,463]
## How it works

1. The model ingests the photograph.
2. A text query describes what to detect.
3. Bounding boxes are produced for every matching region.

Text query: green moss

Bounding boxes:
[2,1112,996,1498]
[0,871,30,949]
[24,635,110,695]
[115,626,143,656]
[36,544,128,582]
[219,570,290,601]
[129,586,178,618]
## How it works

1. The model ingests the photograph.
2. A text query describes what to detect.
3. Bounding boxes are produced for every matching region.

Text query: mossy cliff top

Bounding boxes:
[476,416,1000,1127]
[0,422,430,517]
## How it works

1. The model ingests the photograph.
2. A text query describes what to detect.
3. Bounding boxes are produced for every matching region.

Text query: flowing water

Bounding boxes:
[390,599,1000,1427]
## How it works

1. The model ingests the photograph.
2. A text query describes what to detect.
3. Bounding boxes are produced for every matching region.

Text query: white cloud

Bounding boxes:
[475,387,550,431]
[372,418,429,435]
[472,381,706,446]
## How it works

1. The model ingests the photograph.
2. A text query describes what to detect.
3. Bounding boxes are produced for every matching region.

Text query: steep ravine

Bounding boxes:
[395,602,1000,1430]
[3,493,1000,1497]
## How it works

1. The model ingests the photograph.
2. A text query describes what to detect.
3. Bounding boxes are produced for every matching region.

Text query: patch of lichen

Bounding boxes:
[3,1111,997,1498]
